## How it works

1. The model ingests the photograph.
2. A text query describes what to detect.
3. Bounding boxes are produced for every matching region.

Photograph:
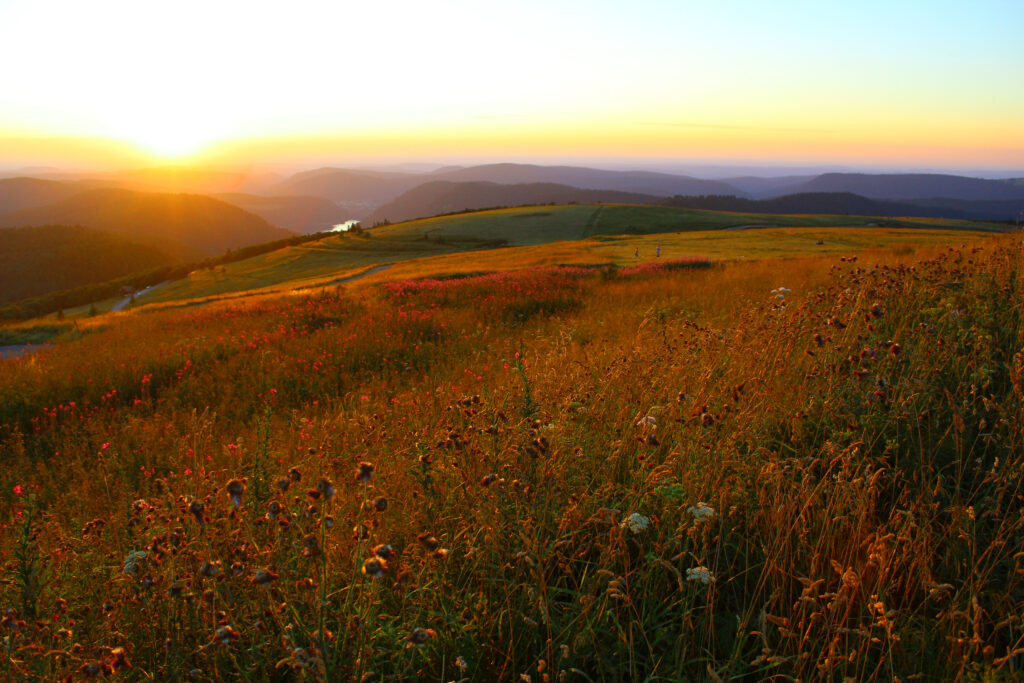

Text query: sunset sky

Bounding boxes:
[1,0,1021,171]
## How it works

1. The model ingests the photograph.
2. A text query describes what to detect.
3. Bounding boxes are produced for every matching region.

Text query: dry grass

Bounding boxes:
[0,235,1021,681]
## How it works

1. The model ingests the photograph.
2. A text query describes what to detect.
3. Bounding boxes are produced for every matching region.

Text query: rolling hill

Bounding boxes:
[0,225,173,304]
[366,181,661,223]
[0,188,293,258]
[660,192,1023,222]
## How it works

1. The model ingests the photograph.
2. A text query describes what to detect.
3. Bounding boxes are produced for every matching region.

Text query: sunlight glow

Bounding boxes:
[0,0,1021,169]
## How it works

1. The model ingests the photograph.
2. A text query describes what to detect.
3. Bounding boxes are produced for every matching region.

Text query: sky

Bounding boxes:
[0,0,1022,172]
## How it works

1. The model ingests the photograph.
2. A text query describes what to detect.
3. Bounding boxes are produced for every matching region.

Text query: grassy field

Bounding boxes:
[131,204,1006,309]
[0,230,1022,680]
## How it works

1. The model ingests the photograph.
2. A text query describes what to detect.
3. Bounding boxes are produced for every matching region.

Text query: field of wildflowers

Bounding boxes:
[1,237,1022,681]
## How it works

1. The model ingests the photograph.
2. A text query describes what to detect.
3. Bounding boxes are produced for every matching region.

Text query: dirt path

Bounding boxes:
[110,281,170,312]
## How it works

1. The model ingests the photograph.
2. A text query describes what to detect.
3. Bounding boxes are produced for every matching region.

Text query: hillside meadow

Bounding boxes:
[0,231,1022,680]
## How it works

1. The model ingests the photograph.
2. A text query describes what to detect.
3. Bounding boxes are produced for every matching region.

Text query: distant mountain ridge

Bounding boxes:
[0,177,89,213]
[367,181,662,223]
[0,188,292,258]
[789,173,1024,201]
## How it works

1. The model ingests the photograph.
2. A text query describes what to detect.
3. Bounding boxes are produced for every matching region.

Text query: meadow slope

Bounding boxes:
[1,232,1022,680]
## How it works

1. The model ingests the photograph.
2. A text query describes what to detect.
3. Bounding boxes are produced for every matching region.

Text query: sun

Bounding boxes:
[112,113,223,161]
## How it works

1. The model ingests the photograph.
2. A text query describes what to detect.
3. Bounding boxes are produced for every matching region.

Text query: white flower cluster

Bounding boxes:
[771,287,792,300]
[620,512,650,534]
[687,501,717,523]
[686,566,714,585]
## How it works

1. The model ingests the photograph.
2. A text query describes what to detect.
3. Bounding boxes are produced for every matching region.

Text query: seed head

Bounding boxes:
[406,627,436,646]
[225,479,245,507]
[417,533,440,551]
[251,568,279,586]
[361,557,387,579]
[188,500,205,523]
[372,496,388,512]
[372,543,396,560]
[213,625,239,645]
[355,462,374,484]
[266,501,281,520]
[315,477,336,500]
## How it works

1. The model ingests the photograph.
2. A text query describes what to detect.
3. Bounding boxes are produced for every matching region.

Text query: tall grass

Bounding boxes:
[0,236,1020,681]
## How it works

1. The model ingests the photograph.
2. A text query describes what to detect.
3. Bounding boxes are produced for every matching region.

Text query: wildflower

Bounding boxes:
[12,484,24,496]
[315,477,335,500]
[288,467,302,482]
[635,416,657,427]
[620,513,650,534]
[456,655,468,672]
[276,477,290,493]
[226,479,245,507]
[252,568,279,585]
[406,627,436,646]
[686,566,714,585]
[355,462,375,484]
[687,502,717,523]
[372,496,388,512]
[362,557,388,579]
[266,501,282,520]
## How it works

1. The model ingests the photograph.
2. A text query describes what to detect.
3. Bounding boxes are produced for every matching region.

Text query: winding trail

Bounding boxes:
[110,281,170,312]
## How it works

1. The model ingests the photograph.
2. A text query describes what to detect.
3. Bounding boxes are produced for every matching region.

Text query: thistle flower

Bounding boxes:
[620,513,650,534]
[362,557,387,579]
[406,627,436,646]
[315,478,335,500]
[355,462,375,484]
[372,496,388,512]
[266,501,282,521]
[686,566,714,585]
[687,502,717,523]
[226,479,245,507]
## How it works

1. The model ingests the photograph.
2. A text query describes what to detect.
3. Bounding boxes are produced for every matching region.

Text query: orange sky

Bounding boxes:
[1,0,1021,172]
